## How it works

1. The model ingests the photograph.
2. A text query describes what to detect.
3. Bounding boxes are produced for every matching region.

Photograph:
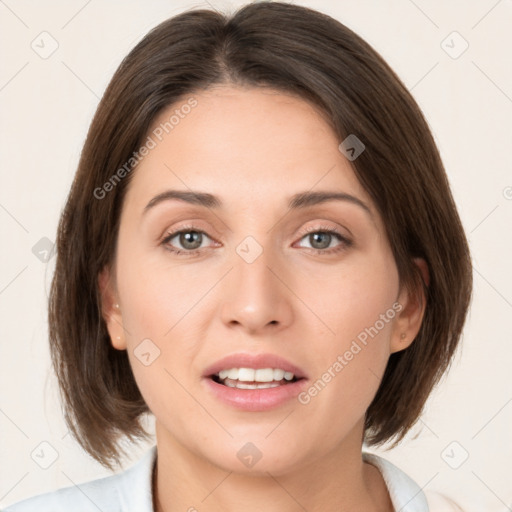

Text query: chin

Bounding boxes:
[200,439,311,477]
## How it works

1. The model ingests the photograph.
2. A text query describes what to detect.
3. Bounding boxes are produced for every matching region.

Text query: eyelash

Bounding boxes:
[160,224,353,257]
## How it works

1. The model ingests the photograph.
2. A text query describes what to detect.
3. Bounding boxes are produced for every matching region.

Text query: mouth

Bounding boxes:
[202,353,308,411]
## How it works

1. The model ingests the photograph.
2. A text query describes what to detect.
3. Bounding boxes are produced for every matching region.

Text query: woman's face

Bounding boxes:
[102,85,419,475]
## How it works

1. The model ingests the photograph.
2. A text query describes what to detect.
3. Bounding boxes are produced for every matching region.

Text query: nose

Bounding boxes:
[220,243,294,334]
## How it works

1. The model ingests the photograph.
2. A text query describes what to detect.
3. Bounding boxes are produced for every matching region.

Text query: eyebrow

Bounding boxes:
[143,189,372,217]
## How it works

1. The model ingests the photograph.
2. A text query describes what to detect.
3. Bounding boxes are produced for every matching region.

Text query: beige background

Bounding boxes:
[1,0,511,510]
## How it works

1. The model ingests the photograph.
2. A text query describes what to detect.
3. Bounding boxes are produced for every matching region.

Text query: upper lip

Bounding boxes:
[203,353,307,379]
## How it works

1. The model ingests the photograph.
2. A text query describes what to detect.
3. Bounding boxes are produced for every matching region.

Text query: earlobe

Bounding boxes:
[98,266,127,350]
[390,258,429,354]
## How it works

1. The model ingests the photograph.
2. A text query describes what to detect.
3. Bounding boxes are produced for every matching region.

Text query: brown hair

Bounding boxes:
[49,1,472,470]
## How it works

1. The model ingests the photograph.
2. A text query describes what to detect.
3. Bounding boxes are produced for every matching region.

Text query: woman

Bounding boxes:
[4,2,471,511]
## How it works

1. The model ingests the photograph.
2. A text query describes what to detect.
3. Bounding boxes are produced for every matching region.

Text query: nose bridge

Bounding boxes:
[220,233,293,332]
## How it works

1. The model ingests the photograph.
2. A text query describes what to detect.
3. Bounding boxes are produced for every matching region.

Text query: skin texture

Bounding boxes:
[99,86,427,512]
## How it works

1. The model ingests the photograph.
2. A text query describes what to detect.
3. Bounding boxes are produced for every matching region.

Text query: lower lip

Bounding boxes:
[203,377,308,412]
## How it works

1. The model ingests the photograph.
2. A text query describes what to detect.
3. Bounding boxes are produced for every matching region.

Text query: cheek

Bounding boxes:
[117,259,201,421]
[295,252,399,410]
[116,243,203,339]
[115,246,211,404]
[297,250,399,346]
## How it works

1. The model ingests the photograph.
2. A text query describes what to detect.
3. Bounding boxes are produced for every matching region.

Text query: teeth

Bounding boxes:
[225,381,282,389]
[255,368,274,382]
[216,367,296,383]
[273,369,285,380]
[238,368,255,381]
[227,368,238,380]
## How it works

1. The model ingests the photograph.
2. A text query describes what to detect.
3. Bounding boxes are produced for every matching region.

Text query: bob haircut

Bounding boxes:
[49,1,472,470]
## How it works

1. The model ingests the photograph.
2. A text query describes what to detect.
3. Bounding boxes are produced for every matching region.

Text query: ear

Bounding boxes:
[98,265,127,350]
[390,258,429,354]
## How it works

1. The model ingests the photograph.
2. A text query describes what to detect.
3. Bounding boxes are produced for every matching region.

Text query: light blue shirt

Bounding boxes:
[3,446,428,511]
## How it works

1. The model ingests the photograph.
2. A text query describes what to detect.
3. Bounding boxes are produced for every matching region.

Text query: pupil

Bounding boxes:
[180,231,202,249]
[310,232,331,249]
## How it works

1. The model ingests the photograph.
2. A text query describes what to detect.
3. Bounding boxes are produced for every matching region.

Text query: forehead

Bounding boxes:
[124,86,373,214]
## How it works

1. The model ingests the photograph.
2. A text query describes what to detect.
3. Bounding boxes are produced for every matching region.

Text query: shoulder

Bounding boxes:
[2,446,157,512]
[363,451,429,512]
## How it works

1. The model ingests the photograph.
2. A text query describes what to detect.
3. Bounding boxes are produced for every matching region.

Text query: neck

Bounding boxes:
[152,422,393,512]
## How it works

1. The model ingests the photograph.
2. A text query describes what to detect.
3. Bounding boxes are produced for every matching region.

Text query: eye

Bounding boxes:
[295,226,352,254]
[161,227,216,256]
[160,225,352,257]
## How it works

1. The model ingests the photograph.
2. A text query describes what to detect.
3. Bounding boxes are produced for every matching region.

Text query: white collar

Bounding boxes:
[363,452,429,511]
